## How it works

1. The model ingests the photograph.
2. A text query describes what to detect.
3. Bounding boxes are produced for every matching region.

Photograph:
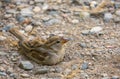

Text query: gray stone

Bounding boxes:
[31,20,41,26]
[6,9,17,14]
[0,71,7,76]
[2,25,13,32]
[79,43,87,48]
[16,15,25,23]
[44,18,61,26]
[4,0,11,3]
[81,62,88,70]
[115,2,120,9]
[19,61,34,70]
[48,10,59,16]
[104,13,113,22]
[9,73,17,79]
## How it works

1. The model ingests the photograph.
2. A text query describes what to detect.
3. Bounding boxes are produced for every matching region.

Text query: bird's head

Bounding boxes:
[45,35,70,51]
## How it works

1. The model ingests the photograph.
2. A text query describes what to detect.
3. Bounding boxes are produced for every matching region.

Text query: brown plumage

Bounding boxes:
[9,28,69,65]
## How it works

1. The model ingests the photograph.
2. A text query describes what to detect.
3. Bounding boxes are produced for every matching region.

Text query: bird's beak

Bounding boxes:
[61,37,70,44]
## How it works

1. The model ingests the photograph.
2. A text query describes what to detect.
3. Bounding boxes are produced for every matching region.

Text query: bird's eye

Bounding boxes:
[56,40,60,43]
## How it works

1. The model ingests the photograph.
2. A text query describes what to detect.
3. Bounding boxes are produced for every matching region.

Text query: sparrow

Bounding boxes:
[9,28,69,65]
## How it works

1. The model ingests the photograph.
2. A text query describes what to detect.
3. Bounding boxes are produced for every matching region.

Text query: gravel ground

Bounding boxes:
[0,0,120,79]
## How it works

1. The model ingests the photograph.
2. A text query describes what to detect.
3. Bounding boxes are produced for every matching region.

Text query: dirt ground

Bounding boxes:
[0,0,120,79]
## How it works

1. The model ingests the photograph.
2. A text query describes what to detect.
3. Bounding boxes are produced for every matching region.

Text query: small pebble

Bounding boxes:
[21,73,30,78]
[0,71,7,76]
[19,30,25,34]
[2,25,13,32]
[11,56,18,62]
[33,6,41,13]
[16,15,25,23]
[72,64,78,70]
[81,30,90,35]
[20,8,33,17]
[64,69,71,75]
[9,73,17,79]
[115,9,120,16]
[29,1,34,5]
[80,72,89,79]
[19,61,34,70]
[0,36,6,41]
[81,62,88,70]
[25,25,33,32]
[102,77,109,79]
[0,67,5,71]
[113,16,120,23]
[44,18,61,26]
[79,43,87,48]
[115,2,120,9]
[6,9,16,14]
[47,10,59,16]
[34,68,49,74]
[80,11,90,19]
[42,3,49,10]
[41,77,48,79]
[6,68,13,75]
[111,76,119,79]
[4,14,12,18]
[90,26,103,34]
[4,0,11,3]
[55,67,63,73]
[104,13,113,22]
[71,19,79,24]
[34,0,44,3]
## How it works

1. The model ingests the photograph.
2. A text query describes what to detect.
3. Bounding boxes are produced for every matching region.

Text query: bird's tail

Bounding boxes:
[9,28,26,41]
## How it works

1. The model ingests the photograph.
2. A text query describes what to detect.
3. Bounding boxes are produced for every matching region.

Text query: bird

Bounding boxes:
[9,28,69,65]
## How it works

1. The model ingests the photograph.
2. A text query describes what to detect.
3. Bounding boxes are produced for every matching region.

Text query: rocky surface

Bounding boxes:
[0,0,120,79]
